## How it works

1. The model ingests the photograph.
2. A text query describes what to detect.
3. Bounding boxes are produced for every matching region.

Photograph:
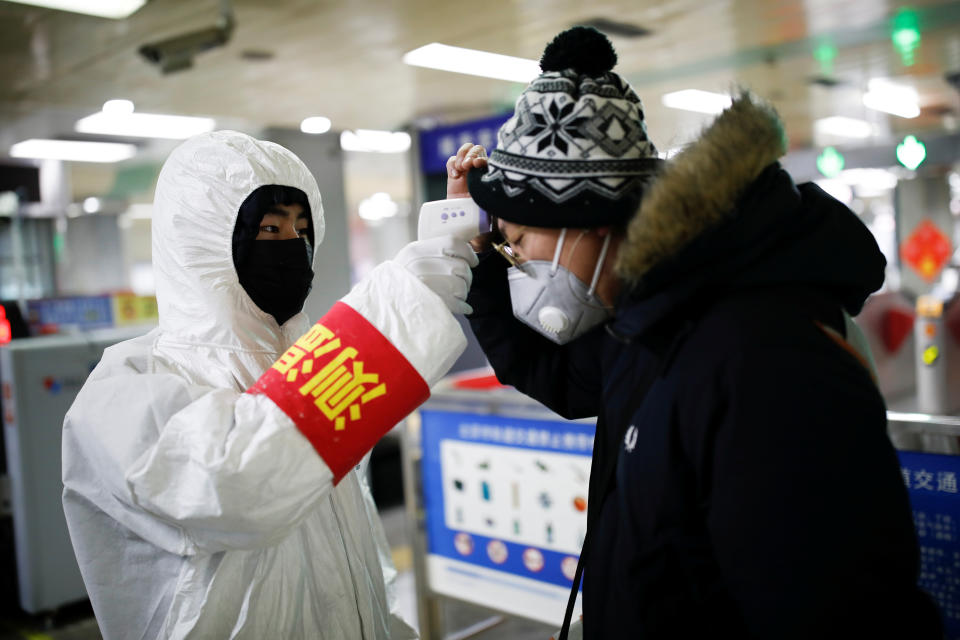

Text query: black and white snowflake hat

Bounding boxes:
[468,26,663,228]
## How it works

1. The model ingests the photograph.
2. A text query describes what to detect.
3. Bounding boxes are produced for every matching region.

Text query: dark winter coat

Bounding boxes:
[466,94,943,638]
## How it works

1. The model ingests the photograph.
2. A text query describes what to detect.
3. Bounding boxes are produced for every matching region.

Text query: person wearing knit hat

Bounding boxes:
[467,25,662,229]
[447,26,942,640]
[458,26,664,346]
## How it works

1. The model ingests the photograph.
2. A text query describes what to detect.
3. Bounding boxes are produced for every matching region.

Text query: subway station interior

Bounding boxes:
[2,0,960,638]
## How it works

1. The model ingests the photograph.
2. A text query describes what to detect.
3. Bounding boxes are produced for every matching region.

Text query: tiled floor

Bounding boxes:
[0,506,554,640]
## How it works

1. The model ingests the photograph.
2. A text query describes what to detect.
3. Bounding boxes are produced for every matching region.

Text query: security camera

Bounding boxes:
[139,0,234,74]
[946,71,960,94]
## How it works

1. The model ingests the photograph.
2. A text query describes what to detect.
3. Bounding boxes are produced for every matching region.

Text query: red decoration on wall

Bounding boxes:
[900,220,952,281]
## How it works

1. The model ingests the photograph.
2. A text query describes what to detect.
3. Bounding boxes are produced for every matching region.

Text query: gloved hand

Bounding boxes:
[393,236,479,314]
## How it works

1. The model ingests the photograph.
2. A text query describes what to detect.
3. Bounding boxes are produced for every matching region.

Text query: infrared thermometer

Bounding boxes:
[417,198,490,243]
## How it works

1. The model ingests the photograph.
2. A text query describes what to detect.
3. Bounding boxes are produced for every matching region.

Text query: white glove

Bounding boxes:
[393,236,479,314]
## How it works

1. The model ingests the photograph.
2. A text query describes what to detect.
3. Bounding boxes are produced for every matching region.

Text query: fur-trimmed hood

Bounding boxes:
[616,92,786,283]
[609,92,885,337]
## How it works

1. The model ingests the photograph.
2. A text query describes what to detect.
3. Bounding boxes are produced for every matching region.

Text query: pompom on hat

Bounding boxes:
[468,26,663,228]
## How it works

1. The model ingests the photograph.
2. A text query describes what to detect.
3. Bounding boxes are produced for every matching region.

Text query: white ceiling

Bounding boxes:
[1,0,959,157]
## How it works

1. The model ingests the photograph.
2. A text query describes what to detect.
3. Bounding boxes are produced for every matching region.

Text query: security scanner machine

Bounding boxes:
[1,326,150,614]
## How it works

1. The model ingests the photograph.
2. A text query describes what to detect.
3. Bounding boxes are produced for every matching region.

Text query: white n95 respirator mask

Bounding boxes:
[507,229,613,345]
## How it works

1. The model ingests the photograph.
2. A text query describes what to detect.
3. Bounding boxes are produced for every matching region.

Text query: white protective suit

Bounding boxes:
[62,131,466,639]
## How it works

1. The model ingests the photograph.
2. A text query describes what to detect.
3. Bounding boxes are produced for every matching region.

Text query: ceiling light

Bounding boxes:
[102,99,135,115]
[82,197,101,213]
[10,139,137,163]
[2,0,147,19]
[837,168,899,197]
[814,116,874,139]
[300,117,332,135]
[403,43,540,83]
[358,193,400,224]
[661,90,732,114]
[75,110,215,139]
[862,79,920,119]
[340,130,411,153]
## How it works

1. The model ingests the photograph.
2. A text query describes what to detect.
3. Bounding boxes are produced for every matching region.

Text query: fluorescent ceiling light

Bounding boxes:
[862,79,920,119]
[403,43,540,83]
[2,0,147,19]
[102,99,135,114]
[837,168,899,197]
[82,197,101,213]
[300,116,332,134]
[661,90,732,114]
[75,110,215,139]
[814,116,874,139]
[340,130,411,153]
[10,139,137,163]
[358,192,400,223]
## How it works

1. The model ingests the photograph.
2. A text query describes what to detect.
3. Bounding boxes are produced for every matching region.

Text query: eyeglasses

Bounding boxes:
[492,240,523,269]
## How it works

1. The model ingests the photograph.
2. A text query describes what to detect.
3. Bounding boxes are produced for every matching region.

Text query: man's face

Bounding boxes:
[497,219,610,286]
[256,203,309,241]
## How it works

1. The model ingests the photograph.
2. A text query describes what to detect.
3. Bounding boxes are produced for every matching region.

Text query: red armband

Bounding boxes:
[248,301,430,483]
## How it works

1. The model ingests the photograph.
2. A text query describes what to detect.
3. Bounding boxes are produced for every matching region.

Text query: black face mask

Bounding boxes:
[235,238,314,326]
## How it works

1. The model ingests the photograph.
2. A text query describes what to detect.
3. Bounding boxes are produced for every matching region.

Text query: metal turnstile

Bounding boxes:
[403,381,960,640]
[402,383,591,639]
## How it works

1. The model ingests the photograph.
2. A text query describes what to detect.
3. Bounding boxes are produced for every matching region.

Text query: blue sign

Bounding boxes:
[27,296,113,330]
[899,450,960,638]
[418,114,512,174]
[420,409,594,590]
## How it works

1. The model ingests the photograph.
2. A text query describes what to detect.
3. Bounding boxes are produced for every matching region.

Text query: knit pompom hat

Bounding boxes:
[468,26,662,228]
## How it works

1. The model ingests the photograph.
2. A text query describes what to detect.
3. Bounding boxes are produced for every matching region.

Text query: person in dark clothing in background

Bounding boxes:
[445,26,944,640]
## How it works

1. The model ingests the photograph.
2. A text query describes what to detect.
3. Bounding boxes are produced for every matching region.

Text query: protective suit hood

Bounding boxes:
[152,130,324,360]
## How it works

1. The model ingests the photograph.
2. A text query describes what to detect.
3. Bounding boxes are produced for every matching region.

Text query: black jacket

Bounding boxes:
[466,95,943,638]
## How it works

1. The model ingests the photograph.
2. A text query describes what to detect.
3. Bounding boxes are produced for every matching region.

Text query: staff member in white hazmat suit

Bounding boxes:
[62,130,479,639]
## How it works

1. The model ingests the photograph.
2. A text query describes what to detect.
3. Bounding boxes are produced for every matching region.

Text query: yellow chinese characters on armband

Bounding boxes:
[248,302,429,483]
[271,324,338,378]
